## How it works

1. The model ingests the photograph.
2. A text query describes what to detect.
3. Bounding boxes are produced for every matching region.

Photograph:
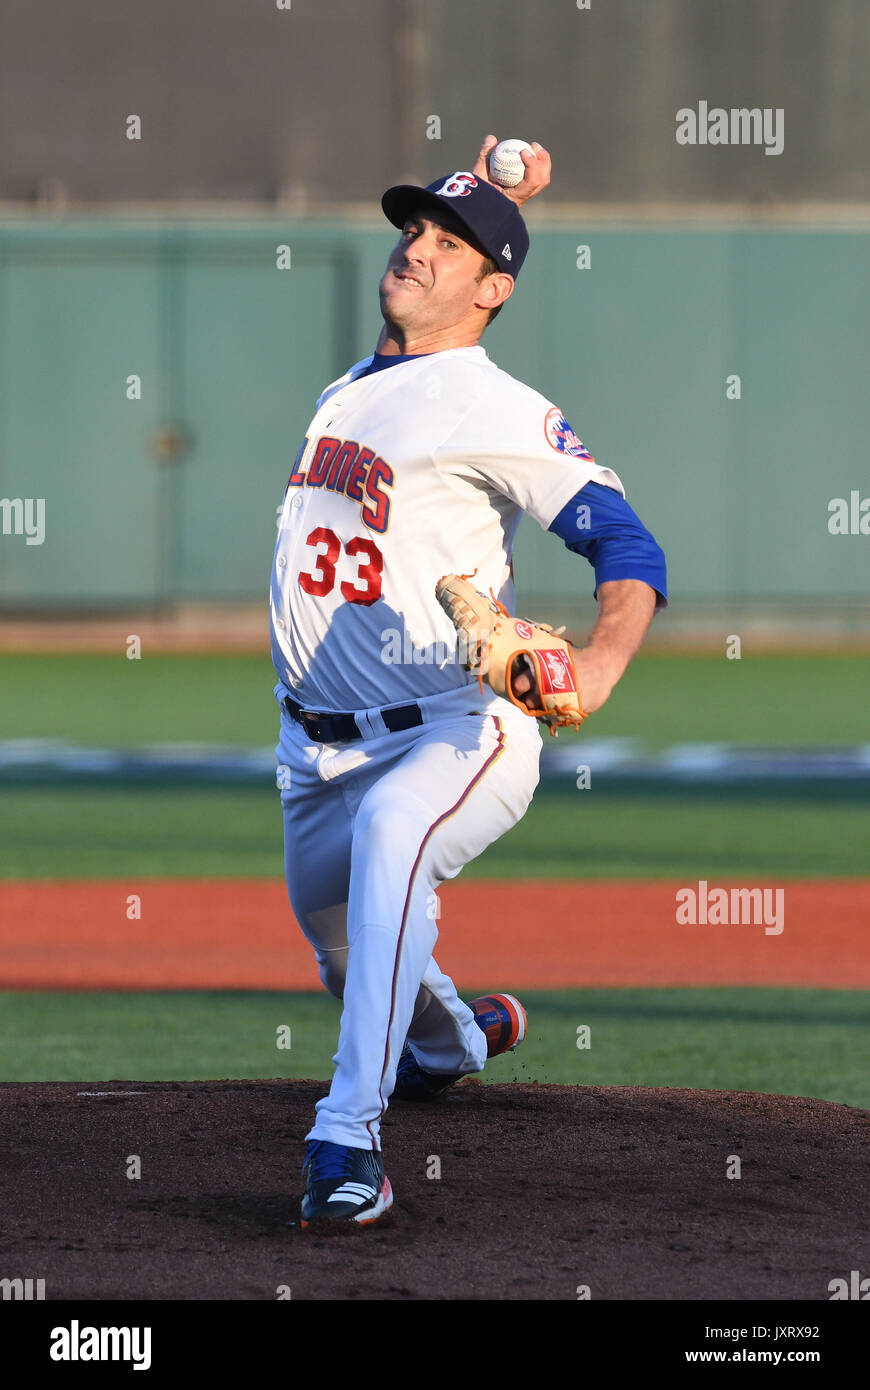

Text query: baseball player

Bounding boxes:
[270,136,667,1227]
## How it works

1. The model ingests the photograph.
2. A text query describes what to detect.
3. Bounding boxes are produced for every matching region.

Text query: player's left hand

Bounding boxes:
[512,652,612,717]
[510,662,540,712]
[472,134,552,208]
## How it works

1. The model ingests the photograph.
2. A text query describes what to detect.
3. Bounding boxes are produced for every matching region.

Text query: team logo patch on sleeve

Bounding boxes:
[544,407,595,461]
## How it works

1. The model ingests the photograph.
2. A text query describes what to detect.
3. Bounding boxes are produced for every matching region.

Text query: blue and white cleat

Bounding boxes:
[300,1140,393,1228]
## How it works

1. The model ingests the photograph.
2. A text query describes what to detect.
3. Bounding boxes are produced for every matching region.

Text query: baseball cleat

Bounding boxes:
[300,1139,393,1228]
[393,1043,465,1101]
[392,992,527,1101]
[468,992,527,1057]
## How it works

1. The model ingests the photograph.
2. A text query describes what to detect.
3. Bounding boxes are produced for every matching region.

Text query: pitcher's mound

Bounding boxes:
[1,1080,866,1299]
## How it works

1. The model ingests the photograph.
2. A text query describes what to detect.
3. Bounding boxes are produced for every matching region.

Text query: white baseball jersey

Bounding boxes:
[270,345,624,712]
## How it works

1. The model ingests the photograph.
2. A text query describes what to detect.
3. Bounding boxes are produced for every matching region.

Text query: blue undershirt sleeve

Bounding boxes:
[547,481,668,608]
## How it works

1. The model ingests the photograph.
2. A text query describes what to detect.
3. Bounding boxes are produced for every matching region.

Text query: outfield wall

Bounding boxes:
[0,218,868,612]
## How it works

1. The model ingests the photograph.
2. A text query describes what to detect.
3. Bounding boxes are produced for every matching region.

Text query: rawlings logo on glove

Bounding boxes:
[435,573,587,736]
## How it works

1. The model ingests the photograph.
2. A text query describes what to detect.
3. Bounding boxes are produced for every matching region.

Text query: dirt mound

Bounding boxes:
[1,1080,866,1300]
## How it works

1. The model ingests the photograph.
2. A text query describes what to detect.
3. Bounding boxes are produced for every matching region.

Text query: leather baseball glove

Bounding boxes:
[436,572,586,736]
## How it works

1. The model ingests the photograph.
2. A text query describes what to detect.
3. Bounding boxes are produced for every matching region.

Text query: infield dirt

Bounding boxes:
[3,878,869,988]
[2,1078,867,1300]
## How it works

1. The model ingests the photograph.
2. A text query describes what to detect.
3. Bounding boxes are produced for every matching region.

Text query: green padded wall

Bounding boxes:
[1,219,867,609]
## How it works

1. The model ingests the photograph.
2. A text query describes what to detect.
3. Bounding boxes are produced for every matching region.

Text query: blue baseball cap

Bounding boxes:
[381,172,530,278]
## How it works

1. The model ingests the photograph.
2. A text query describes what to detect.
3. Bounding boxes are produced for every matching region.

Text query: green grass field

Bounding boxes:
[2,652,867,1103]
[1,988,867,1108]
[1,652,869,879]
[2,782,869,878]
[2,650,869,748]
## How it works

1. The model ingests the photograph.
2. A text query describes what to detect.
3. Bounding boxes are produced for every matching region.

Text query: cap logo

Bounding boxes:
[433,172,478,197]
[501,243,512,260]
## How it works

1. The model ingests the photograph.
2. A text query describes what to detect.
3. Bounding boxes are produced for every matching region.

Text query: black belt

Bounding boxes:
[282,695,423,743]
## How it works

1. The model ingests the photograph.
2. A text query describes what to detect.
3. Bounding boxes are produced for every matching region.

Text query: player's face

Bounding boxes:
[379,210,493,335]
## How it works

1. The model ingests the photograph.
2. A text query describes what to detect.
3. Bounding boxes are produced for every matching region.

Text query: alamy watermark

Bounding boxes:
[1,1276,45,1300]
[676,102,784,156]
[381,630,458,667]
[828,1269,869,1299]
[676,880,784,935]
[50,1322,151,1370]
[828,491,870,535]
[0,497,45,545]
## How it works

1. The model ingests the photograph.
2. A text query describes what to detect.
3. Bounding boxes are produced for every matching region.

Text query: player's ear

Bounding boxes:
[474,272,514,315]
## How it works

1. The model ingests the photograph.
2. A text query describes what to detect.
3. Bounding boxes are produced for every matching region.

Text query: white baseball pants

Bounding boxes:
[276,683,541,1150]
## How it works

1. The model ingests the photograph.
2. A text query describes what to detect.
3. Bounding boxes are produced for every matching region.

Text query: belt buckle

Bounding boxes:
[301,710,324,739]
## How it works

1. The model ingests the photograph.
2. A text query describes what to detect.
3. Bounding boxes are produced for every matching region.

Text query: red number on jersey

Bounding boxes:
[341,537,384,606]
[298,526,341,597]
[298,528,384,606]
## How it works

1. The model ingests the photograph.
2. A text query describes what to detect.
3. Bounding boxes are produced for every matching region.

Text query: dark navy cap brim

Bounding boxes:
[381,177,528,278]
[381,185,494,265]
[382,184,450,232]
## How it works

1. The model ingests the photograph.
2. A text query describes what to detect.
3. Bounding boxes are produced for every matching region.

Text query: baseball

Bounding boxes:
[489,139,535,188]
